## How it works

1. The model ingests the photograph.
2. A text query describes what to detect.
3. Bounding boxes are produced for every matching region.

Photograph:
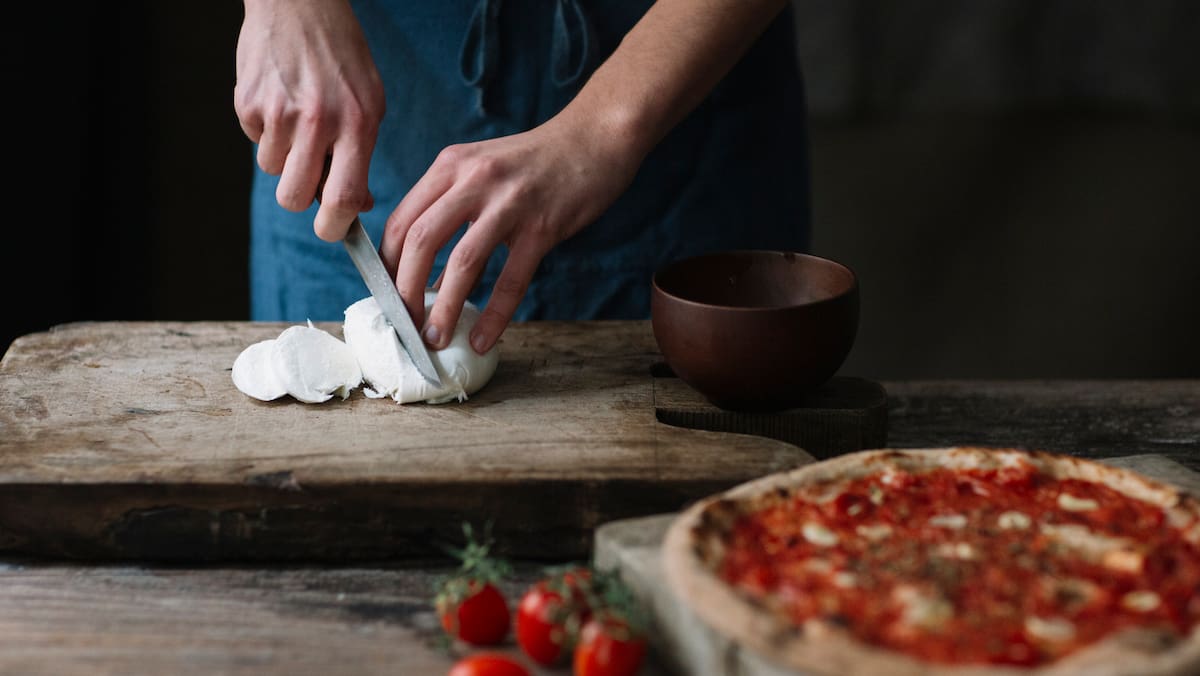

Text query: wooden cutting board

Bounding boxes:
[0,320,885,562]
[594,454,1200,676]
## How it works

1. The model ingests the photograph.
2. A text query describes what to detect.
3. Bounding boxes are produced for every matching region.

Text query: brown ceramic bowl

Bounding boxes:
[651,250,859,412]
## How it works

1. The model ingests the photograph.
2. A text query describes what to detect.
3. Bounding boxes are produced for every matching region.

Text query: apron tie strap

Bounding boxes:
[459,0,504,114]
[461,0,593,115]
[550,0,594,88]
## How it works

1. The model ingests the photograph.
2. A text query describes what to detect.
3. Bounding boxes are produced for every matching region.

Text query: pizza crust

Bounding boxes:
[662,447,1200,676]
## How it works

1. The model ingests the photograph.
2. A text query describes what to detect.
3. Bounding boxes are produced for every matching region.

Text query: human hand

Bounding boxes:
[380,113,643,355]
[234,0,385,241]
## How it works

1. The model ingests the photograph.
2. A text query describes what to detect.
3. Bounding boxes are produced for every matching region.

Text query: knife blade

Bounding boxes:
[342,218,443,388]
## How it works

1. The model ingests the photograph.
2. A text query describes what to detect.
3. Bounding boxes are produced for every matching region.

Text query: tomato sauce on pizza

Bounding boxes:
[718,458,1200,666]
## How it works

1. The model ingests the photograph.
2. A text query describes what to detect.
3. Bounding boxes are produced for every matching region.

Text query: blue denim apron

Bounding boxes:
[250,0,810,321]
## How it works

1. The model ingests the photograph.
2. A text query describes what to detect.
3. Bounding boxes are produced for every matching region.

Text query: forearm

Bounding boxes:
[382,0,791,352]
[559,0,789,161]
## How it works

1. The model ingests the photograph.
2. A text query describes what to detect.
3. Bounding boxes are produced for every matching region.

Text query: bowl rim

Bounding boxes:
[651,249,859,313]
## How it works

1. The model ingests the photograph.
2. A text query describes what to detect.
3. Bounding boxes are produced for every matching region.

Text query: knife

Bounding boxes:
[342,217,443,388]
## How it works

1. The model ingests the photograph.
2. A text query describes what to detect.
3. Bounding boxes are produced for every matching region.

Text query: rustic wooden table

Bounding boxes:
[1,378,1197,675]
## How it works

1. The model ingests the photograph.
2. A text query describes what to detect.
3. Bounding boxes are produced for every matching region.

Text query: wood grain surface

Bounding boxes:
[2,320,870,562]
[0,560,672,676]
[2,374,1196,675]
[884,380,1200,472]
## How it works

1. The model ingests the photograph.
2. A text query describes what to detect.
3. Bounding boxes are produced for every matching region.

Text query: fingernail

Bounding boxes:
[470,331,489,354]
[423,325,442,348]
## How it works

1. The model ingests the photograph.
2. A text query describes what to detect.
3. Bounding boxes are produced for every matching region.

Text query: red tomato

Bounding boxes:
[438,581,511,646]
[515,567,594,665]
[447,653,530,676]
[514,588,581,663]
[516,581,569,665]
[573,616,647,676]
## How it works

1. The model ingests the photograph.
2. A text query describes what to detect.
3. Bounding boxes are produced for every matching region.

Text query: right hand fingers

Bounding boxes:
[380,147,459,274]
[423,215,508,350]
[467,240,539,354]
[390,188,476,332]
[380,148,459,324]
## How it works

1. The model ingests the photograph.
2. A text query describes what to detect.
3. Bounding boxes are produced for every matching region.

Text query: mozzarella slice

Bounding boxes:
[1121,590,1161,612]
[232,293,499,406]
[343,292,499,405]
[934,542,977,560]
[1025,616,1076,643]
[1102,548,1146,574]
[270,324,362,404]
[802,522,839,547]
[231,339,288,401]
[832,571,858,589]
[856,524,893,541]
[893,586,953,630]
[1040,523,1132,560]
[928,513,967,529]
[804,558,834,574]
[997,511,1032,530]
[1057,493,1099,512]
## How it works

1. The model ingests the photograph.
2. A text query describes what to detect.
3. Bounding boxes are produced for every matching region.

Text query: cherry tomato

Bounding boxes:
[447,653,530,676]
[573,615,647,676]
[516,567,594,665]
[438,581,511,646]
[516,581,568,665]
[516,583,582,664]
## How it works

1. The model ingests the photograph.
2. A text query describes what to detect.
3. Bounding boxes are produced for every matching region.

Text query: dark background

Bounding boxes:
[4,2,1198,379]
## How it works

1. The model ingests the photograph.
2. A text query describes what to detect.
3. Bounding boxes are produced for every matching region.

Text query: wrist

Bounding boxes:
[555,84,662,173]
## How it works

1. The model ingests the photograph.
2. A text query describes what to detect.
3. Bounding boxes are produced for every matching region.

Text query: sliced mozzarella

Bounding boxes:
[1102,548,1146,574]
[856,523,893,541]
[997,511,1032,530]
[424,296,500,404]
[271,324,362,404]
[343,297,431,403]
[934,542,977,560]
[1057,493,1100,512]
[928,513,967,529]
[1040,523,1133,562]
[343,293,499,404]
[1025,616,1076,643]
[802,522,839,547]
[893,586,953,630]
[1185,521,1200,545]
[803,558,834,574]
[1121,590,1161,612]
[231,339,287,401]
[832,571,858,589]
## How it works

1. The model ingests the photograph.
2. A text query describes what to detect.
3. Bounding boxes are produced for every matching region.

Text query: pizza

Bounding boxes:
[662,447,1200,675]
